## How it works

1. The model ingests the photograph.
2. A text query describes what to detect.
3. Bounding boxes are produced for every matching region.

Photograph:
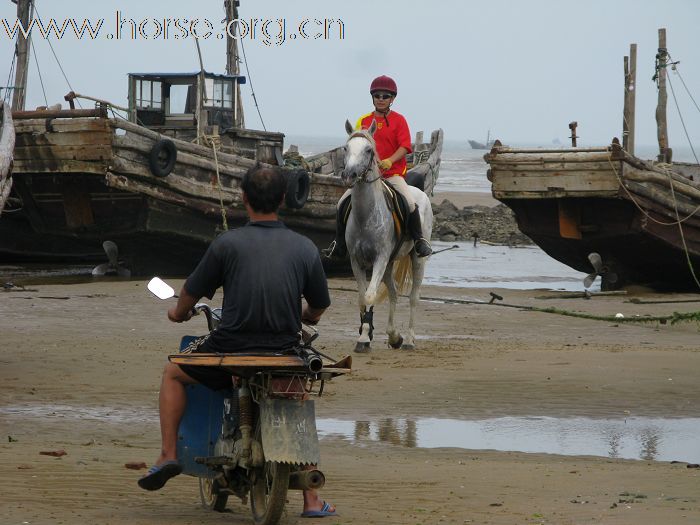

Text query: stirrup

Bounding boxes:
[321,241,337,258]
[414,238,432,257]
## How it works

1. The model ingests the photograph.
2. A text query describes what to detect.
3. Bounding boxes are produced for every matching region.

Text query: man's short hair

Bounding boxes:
[241,165,287,213]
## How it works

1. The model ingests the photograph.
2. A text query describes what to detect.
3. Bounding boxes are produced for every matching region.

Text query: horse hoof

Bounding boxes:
[354,342,371,353]
[400,343,415,351]
[388,336,403,349]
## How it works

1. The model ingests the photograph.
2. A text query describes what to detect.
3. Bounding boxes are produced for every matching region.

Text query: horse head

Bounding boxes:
[342,119,378,186]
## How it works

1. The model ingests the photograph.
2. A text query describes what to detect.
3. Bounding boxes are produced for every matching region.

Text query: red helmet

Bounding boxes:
[369,75,397,96]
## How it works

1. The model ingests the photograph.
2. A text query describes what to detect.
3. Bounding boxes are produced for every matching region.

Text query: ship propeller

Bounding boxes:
[91,241,131,278]
[583,252,617,289]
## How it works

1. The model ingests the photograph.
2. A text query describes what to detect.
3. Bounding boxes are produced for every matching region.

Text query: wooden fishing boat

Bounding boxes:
[1,0,443,275]
[0,100,14,214]
[485,32,700,290]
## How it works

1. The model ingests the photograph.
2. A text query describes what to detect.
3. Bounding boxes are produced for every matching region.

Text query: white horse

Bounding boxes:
[342,120,433,353]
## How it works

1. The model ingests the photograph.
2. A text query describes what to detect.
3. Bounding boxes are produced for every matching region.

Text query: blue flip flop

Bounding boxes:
[301,501,338,518]
[137,460,182,491]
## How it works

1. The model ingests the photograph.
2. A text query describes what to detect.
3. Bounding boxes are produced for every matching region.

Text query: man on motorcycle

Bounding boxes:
[138,164,337,517]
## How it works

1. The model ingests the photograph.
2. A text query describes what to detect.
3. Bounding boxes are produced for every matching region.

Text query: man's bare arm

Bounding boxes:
[301,304,326,325]
[167,286,200,323]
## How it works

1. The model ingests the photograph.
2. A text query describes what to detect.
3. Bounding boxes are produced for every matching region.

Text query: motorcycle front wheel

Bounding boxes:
[199,477,228,512]
[250,461,290,525]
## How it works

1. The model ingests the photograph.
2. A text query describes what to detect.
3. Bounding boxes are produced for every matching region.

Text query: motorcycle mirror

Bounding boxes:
[147,277,176,300]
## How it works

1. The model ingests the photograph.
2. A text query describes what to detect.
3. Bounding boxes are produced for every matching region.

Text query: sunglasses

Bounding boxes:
[372,93,393,100]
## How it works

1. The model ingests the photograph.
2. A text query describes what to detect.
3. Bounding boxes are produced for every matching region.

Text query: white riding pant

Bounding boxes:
[339,175,417,211]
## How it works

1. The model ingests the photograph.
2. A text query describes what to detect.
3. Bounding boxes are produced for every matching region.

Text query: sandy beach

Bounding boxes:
[1,272,699,525]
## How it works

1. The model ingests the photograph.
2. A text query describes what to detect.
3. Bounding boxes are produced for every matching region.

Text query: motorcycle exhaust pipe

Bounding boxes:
[288,469,325,491]
[298,349,323,373]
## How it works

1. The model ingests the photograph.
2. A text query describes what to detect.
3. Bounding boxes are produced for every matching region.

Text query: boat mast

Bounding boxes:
[654,27,670,163]
[622,43,637,155]
[11,0,33,111]
[225,0,245,128]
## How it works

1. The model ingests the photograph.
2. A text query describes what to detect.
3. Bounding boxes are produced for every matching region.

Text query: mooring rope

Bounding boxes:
[202,134,229,231]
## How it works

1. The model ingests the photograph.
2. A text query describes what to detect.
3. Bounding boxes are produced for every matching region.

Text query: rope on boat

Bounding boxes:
[606,153,700,291]
[202,134,229,231]
[33,5,81,109]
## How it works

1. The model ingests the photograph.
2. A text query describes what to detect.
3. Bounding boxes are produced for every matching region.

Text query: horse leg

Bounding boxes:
[351,258,373,353]
[383,265,403,349]
[364,254,390,306]
[402,254,426,350]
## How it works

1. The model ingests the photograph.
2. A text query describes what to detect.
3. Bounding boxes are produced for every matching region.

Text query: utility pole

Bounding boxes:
[655,28,670,163]
[225,0,245,128]
[11,0,32,111]
[622,43,637,155]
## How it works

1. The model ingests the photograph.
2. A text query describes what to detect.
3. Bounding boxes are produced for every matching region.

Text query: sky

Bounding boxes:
[1,0,699,150]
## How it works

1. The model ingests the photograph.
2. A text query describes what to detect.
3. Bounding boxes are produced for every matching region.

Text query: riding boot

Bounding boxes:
[408,208,432,257]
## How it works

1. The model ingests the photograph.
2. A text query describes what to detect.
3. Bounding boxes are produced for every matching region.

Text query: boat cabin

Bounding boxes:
[127,72,284,164]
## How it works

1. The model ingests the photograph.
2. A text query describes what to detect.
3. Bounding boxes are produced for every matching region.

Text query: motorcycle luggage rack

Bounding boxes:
[168,353,352,380]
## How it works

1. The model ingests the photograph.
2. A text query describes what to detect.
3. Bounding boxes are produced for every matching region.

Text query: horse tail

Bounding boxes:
[373,254,413,304]
[393,253,414,295]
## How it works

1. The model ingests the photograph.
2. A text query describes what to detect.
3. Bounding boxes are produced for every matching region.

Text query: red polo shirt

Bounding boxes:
[356,111,412,177]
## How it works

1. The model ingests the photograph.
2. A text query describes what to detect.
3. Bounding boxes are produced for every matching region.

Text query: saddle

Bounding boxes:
[338,180,411,260]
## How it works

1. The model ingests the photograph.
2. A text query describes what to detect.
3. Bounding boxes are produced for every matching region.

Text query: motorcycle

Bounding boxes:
[147,277,351,525]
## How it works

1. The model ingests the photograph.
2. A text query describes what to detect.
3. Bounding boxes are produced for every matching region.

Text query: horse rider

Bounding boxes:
[138,165,337,518]
[323,75,433,259]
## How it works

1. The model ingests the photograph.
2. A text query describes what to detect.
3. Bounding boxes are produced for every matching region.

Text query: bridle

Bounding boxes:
[346,132,381,186]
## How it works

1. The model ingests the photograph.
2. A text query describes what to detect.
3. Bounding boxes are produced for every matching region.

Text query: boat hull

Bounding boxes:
[486,141,700,290]
[2,112,443,276]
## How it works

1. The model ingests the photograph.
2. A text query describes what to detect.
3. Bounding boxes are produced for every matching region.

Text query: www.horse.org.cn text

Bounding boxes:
[1,13,345,46]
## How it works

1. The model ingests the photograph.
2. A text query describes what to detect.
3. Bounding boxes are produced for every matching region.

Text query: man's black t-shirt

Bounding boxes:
[184,221,330,352]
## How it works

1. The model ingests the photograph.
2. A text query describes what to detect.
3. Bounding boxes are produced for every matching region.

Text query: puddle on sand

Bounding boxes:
[3,404,698,463]
[424,241,593,291]
[317,416,700,463]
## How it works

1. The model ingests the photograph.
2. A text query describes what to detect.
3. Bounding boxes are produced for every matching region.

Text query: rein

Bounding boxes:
[347,132,381,186]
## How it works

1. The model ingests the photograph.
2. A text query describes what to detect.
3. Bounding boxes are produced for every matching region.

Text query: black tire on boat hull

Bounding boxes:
[284,169,310,209]
[405,171,425,191]
[149,139,178,177]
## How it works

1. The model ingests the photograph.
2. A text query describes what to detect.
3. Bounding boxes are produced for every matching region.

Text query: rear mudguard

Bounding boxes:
[259,398,320,465]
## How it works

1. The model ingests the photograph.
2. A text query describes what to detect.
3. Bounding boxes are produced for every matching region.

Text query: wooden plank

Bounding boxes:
[14,118,111,134]
[488,161,616,172]
[14,144,113,162]
[493,189,620,200]
[15,131,112,147]
[169,354,308,368]
[13,158,109,175]
[13,108,107,120]
[491,172,620,193]
[168,353,351,374]
[623,167,700,201]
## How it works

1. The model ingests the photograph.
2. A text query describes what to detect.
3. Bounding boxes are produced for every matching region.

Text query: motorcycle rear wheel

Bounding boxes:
[199,477,228,512]
[250,461,290,525]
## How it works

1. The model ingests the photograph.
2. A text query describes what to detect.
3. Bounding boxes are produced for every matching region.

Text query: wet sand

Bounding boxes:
[1,278,700,524]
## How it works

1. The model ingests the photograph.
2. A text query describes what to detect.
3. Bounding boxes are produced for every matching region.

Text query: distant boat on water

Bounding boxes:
[468,130,496,150]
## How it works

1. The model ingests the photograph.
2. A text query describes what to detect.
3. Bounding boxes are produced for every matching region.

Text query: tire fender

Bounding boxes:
[284,169,310,209]
[149,139,178,177]
[405,170,425,191]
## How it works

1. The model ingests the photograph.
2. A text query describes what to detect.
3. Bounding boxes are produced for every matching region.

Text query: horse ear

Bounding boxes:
[345,119,354,135]
[368,119,377,136]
